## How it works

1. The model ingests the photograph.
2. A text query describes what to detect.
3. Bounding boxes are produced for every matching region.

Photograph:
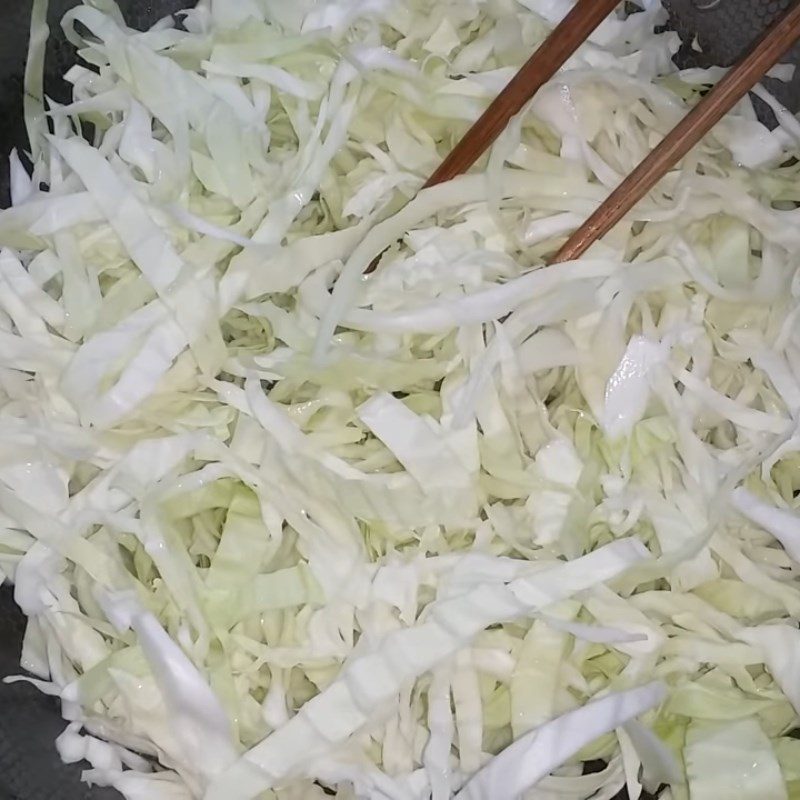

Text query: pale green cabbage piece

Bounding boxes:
[3,1,800,799]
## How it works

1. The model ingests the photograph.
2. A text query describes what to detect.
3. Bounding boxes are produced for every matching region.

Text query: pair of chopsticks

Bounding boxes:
[412,0,800,265]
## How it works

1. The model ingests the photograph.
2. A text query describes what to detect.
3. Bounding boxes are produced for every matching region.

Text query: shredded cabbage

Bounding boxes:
[4,1,800,799]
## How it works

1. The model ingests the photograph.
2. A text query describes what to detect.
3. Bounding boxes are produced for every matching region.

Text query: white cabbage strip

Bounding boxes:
[3,0,800,799]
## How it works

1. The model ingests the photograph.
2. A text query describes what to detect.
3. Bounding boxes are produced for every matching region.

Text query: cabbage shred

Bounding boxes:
[3,0,800,798]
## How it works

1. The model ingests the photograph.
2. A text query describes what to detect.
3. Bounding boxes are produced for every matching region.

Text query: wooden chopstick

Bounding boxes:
[552,0,800,263]
[422,0,620,188]
[364,0,619,274]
